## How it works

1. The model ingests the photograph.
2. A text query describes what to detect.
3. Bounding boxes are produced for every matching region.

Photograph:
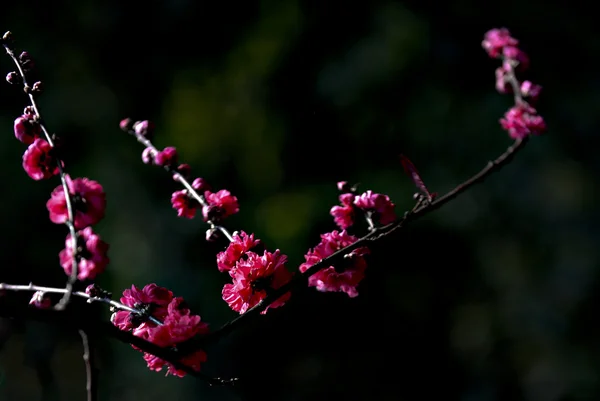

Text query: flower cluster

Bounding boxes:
[119,119,240,227]
[6,38,109,284]
[482,28,546,139]
[299,230,370,297]
[218,231,292,314]
[1,28,546,384]
[330,181,396,230]
[111,284,209,377]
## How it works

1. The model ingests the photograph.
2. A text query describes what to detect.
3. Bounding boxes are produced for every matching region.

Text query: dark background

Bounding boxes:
[0,1,598,400]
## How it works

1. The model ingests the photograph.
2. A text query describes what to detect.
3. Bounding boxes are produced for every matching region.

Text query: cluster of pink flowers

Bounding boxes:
[482,28,546,139]
[299,230,370,297]
[120,119,240,226]
[330,181,396,230]
[218,231,292,314]
[111,284,209,377]
[8,54,109,283]
[3,28,546,381]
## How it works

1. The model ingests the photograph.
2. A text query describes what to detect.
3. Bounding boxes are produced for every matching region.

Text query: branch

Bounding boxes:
[78,330,97,401]
[0,299,237,386]
[179,136,528,352]
[2,32,79,310]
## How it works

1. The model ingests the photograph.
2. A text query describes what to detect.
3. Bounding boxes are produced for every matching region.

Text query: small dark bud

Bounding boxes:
[32,81,43,93]
[206,227,221,242]
[119,118,134,132]
[2,31,14,44]
[173,163,191,181]
[6,71,20,84]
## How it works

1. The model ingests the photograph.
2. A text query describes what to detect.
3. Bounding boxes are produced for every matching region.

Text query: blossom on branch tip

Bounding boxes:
[46,175,106,230]
[299,230,370,298]
[500,104,546,139]
[14,114,41,144]
[222,249,292,314]
[482,28,518,58]
[59,227,109,281]
[22,138,59,180]
[354,190,396,225]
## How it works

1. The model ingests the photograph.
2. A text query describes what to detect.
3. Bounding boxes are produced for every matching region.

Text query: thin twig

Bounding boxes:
[128,128,235,242]
[2,34,79,310]
[0,282,163,326]
[191,138,527,347]
[78,330,97,401]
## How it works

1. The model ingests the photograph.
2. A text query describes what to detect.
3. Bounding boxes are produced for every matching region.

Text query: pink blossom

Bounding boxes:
[202,189,239,223]
[216,231,261,272]
[154,146,178,167]
[482,28,518,58]
[111,284,174,332]
[133,120,154,138]
[171,190,199,219]
[29,291,51,309]
[141,147,155,164]
[503,46,529,70]
[520,81,542,100]
[299,230,370,297]
[46,175,106,230]
[112,288,210,377]
[353,190,396,225]
[22,138,59,180]
[14,114,41,144]
[330,193,356,230]
[495,67,511,94]
[192,177,211,192]
[222,250,292,314]
[500,104,546,139]
[59,227,109,281]
[142,298,209,377]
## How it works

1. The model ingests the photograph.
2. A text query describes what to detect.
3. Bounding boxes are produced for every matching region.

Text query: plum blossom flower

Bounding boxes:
[482,28,518,58]
[46,175,106,229]
[353,190,396,225]
[22,138,59,180]
[171,190,199,219]
[216,231,261,272]
[202,189,239,223]
[111,285,210,377]
[299,230,370,298]
[330,193,356,230]
[141,297,209,377]
[14,113,41,144]
[59,227,109,281]
[222,250,292,314]
[500,104,546,139]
